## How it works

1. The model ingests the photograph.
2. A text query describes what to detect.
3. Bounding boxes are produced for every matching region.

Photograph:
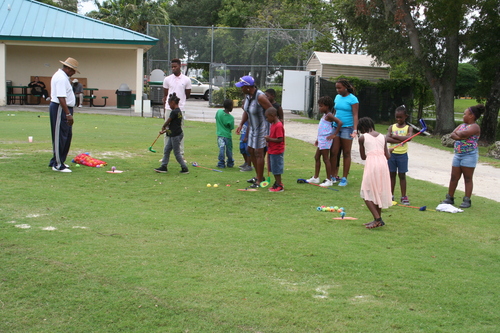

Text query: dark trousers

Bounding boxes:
[48,102,73,170]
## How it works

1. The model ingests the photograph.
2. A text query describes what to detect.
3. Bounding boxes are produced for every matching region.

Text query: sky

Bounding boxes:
[78,0,98,15]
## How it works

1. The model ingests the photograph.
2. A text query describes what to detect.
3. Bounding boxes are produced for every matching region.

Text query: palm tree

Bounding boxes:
[87,0,169,34]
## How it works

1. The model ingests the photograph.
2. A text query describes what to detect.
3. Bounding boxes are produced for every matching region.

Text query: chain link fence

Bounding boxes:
[146,24,320,106]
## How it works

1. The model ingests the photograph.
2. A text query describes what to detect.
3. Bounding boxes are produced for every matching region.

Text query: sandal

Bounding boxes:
[365,219,385,229]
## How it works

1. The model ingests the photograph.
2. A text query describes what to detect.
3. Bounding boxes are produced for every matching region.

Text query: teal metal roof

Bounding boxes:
[0,0,158,45]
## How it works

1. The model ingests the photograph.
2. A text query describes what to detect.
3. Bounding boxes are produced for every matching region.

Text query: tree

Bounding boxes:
[87,0,169,34]
[455,63,479,97]
[466,0,500,144]
[348,0,477,135]
[37,0,78,12]
[168,0,222,27]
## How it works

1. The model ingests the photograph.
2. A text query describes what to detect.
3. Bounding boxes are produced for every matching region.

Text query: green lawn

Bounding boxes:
[1,111,499,332]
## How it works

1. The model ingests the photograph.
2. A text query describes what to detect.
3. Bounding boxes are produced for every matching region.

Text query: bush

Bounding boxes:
[212,86,283,107]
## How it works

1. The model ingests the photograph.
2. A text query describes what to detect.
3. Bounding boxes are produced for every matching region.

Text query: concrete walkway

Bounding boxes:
[2,100,499,202]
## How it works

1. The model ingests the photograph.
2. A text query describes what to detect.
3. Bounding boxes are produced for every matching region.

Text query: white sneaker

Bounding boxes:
[319,179,333,187]
[46,97,51,101]
[52,166,72,173]
[78,105,82,108]
[307,176,320,184]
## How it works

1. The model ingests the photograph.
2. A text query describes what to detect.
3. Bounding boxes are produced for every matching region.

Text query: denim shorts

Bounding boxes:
[338,126,354,140]
[269,153,284,175]
[452,150,478,168]
[239,142,249,156]
[388,153,408,173]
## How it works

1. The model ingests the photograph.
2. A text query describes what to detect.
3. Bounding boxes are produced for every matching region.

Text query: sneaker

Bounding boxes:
[239,163,247,169]
[46,97,51,101]
[338,177,348,187]
[307,176,320,184]
[441,194,454,205]
[180,168,189,174]
[247,177,258,183]
[78,105,82,108]
[401,196,410,205]
[269,183,284,192]
[459,196,471,208]
[331,176,341,184]
[52,166,72,173]
[319,179,334,187]
[240,165,253,172]
[155,166,168,173]
[249,183,260,188]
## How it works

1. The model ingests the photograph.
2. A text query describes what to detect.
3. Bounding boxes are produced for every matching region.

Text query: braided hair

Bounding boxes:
[336,78,355,94]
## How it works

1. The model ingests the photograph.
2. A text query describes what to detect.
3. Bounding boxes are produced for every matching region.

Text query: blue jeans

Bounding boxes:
[162,133,187,169]
[217,136,234,168]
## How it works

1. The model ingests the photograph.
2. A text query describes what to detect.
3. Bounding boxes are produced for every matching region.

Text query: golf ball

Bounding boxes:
[207,184,212,187]
[111,166,116,172]
[95,127,97,129]
[213,184,218,188]
[96,165,101,168]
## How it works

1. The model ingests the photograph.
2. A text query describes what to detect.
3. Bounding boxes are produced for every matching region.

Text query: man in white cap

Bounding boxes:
[72,79,84,108]
[48,57,79,173]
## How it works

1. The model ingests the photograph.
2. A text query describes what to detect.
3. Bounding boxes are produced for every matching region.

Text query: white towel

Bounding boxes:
[436,203,464,213]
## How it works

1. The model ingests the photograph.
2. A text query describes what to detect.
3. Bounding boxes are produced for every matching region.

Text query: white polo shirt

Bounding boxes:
[51,69,76,107]
[163,73,192,111]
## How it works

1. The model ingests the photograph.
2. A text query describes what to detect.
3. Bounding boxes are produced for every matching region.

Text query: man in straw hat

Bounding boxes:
[48,57,80,173]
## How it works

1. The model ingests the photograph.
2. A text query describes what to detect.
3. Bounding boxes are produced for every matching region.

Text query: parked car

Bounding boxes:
[190,78,219,101]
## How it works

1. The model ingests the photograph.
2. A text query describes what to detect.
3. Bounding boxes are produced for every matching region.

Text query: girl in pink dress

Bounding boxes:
[358,117,392,228]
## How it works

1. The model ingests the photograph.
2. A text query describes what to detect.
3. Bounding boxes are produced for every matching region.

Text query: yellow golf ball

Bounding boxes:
[213,184,218,188]
[207,184,212,187]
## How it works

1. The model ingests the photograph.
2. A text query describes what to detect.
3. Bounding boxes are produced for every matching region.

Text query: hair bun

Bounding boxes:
[471,104,485,119]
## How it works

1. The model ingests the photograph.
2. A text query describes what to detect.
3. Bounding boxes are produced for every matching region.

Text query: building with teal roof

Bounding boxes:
[0,0,158,108]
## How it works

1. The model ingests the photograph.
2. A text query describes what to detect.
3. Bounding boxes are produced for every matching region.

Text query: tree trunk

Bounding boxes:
[431,79,457,134]
[479,66,500,145]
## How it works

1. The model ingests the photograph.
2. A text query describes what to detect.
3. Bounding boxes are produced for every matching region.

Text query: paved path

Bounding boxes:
[2,100,499,202]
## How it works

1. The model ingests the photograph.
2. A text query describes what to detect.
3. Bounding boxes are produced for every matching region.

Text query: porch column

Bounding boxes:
[0,43,6,106]
[134,48,144,114]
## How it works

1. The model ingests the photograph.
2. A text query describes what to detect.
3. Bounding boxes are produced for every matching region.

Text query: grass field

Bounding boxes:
[1,111,499,332]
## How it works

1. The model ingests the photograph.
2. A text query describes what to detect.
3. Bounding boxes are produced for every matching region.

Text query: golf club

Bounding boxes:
[148,133,161,153]
[397,204,435,211]
[260,152,271,188]
[297,178,339,191]
[192,162,223,172]
[393,119,427,148]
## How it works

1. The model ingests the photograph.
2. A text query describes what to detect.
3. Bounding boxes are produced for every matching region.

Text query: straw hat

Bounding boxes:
[60,57,80,73]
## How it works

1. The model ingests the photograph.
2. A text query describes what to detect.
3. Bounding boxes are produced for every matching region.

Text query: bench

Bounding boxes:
[93,96,108,107]
[7,93,26,105]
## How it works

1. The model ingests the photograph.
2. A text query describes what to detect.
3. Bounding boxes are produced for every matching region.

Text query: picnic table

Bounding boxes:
[83,88,107,107]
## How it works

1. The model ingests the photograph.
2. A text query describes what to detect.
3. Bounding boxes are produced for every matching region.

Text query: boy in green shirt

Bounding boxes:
[215,99,235,168]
